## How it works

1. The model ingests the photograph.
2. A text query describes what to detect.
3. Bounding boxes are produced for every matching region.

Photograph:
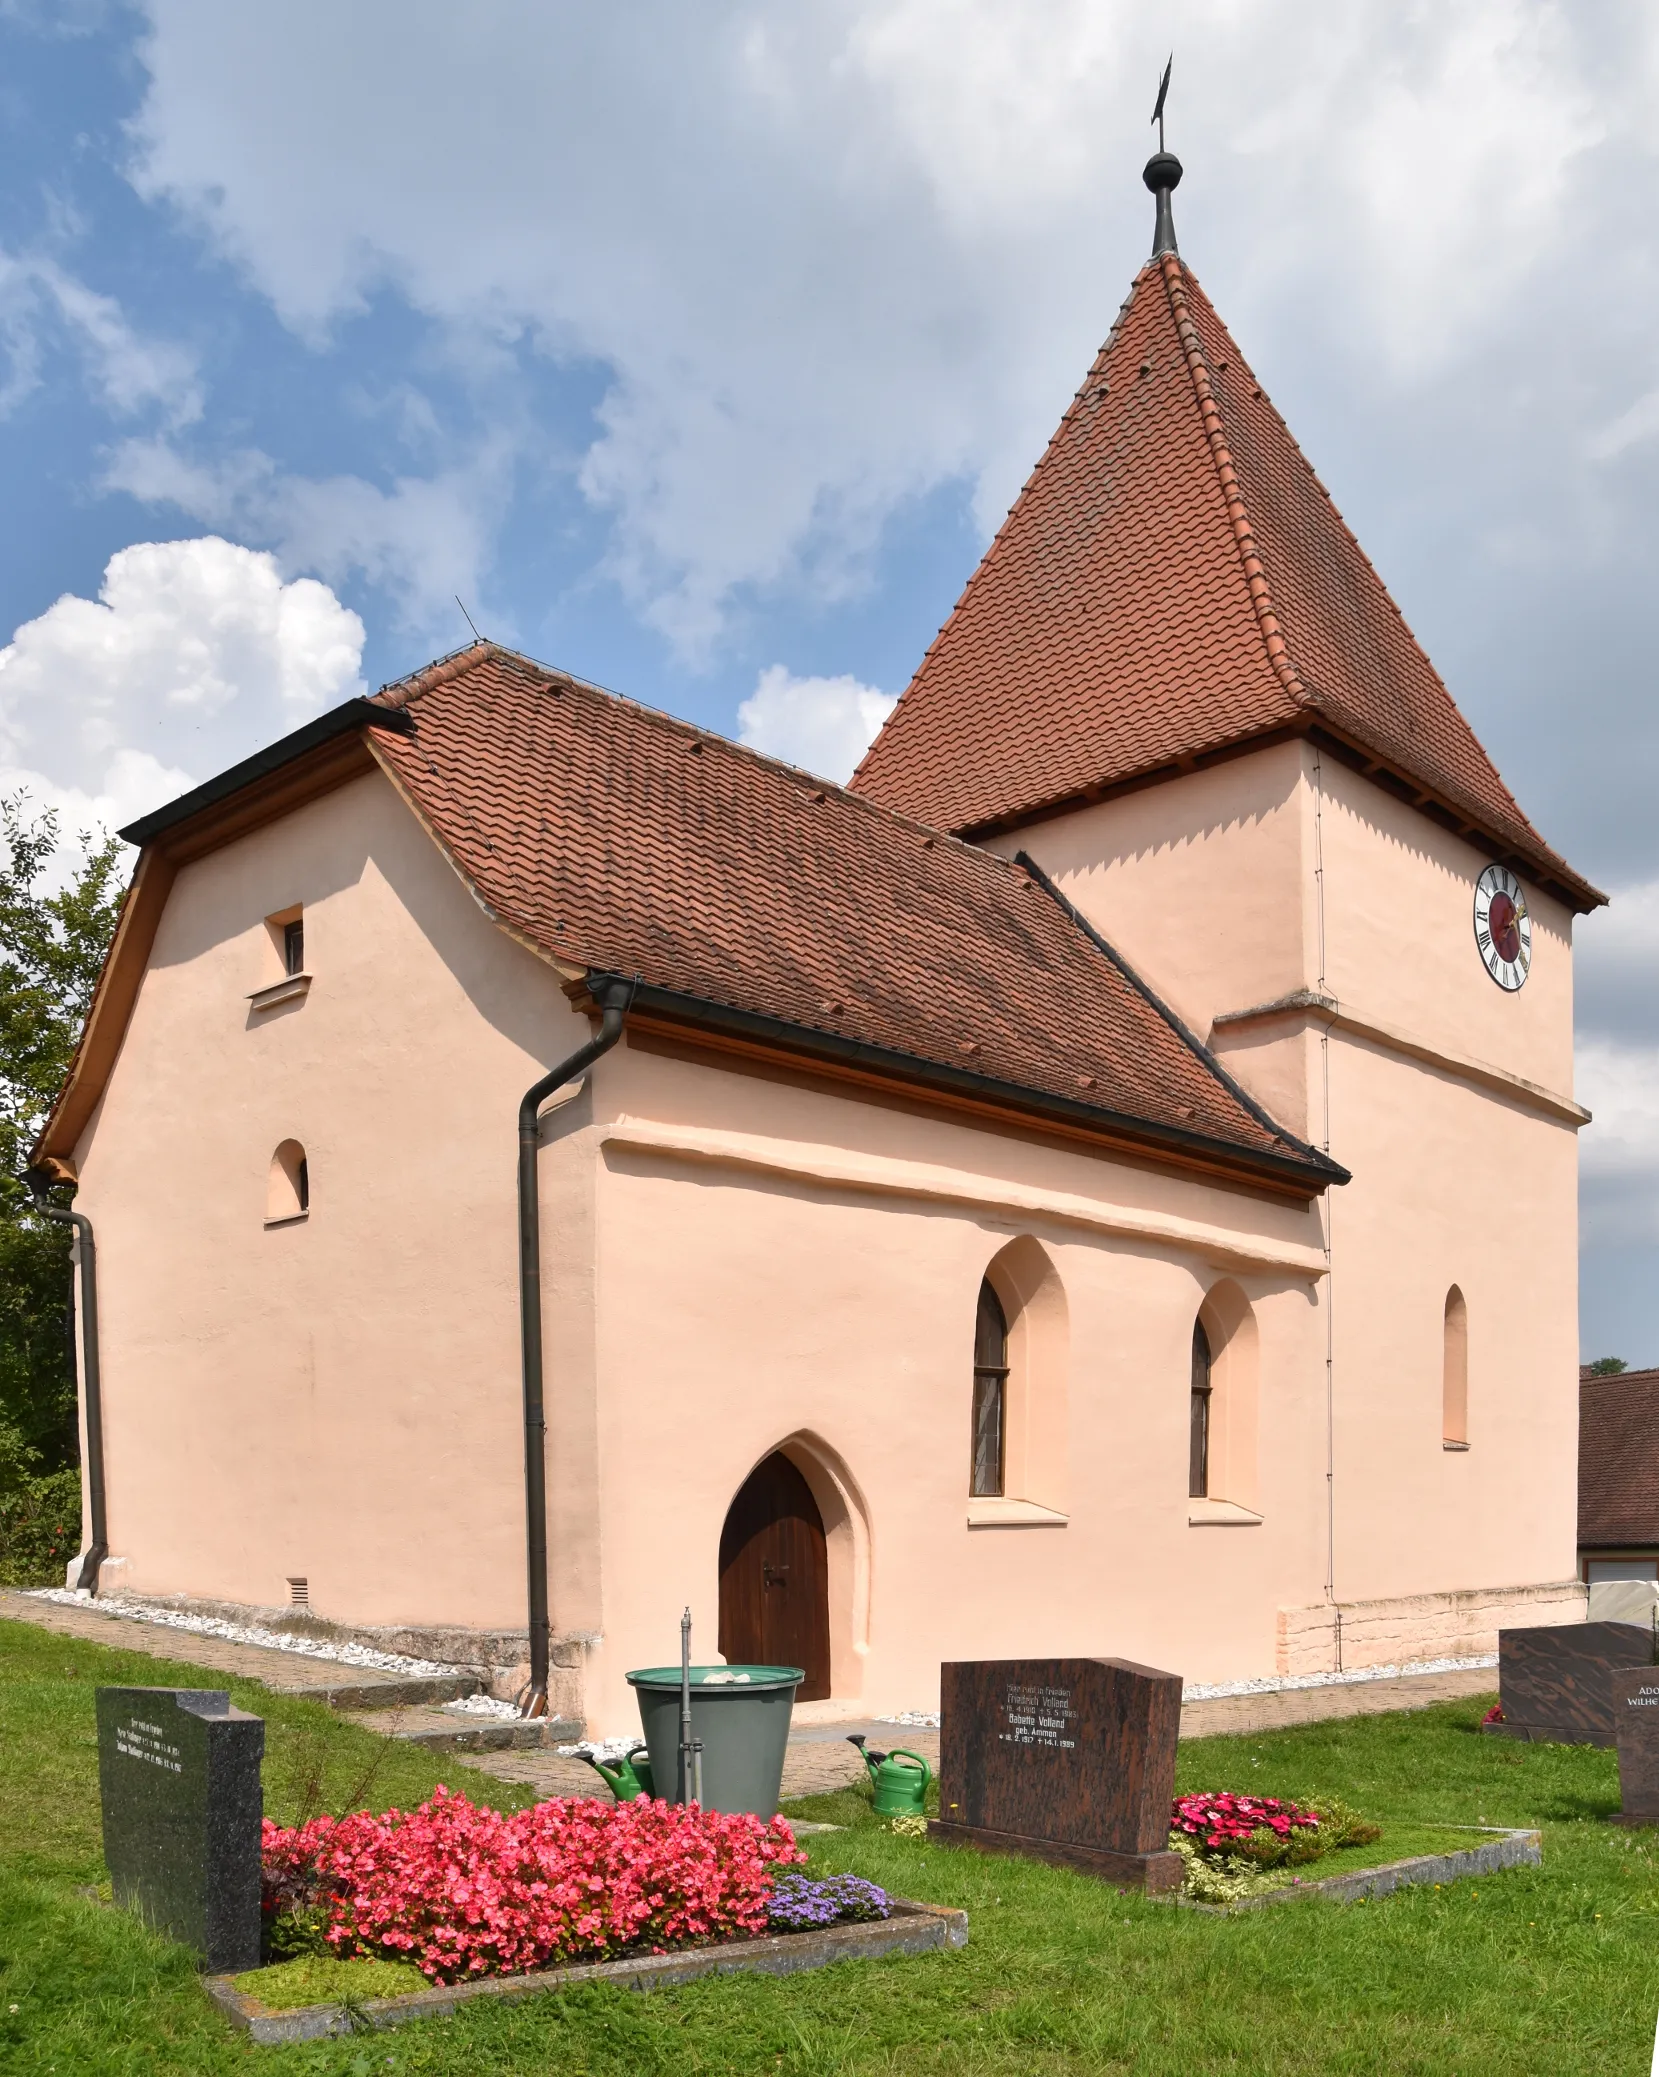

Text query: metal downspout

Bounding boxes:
[25,1173,106,1594]
[516,978,634,1719]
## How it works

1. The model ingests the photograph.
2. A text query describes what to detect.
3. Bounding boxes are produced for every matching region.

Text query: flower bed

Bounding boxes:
[261,1787,894,1984]
[1169,1791,1382,1905]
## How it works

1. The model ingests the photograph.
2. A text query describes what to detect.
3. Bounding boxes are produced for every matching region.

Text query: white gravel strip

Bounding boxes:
[442,1694,522,1720]
[558,1736,647,1764]
[25,1588,468,1681]
[1182,1653,1497,1702]
[869,1658,1497,1725]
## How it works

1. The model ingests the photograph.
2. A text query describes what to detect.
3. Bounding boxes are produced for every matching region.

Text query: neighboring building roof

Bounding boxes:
[852,252,1601,914]
[37,642,1344,1198]
[1579,1368,1659,1548]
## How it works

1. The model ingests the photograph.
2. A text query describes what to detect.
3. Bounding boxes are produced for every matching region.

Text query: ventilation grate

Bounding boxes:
[287,1576,309,1609]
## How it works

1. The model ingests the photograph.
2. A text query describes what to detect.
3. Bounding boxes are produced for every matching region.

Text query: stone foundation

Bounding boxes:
[1276,1579,1588,1675]
[84,1585,589,1720]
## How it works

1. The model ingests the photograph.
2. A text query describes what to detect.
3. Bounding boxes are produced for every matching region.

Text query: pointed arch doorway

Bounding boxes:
[718,1452,831,1701]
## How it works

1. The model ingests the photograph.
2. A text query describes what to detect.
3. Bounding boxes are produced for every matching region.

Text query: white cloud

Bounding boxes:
[123,1,1657,652]
[1578,1038,1659,1180]
[0,248,200,424]
[0,537,366,825]
[104,436,505,638]
[0,749,196,854]
[737,665,896,782]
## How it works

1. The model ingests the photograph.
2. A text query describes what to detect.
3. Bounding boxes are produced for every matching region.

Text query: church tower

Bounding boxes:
[855,145,1601,1652]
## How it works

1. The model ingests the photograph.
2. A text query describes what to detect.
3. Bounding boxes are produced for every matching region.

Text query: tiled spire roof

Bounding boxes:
[853,251,1600,912]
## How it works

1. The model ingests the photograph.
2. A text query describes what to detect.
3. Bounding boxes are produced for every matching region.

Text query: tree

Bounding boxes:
[0,796,127,1489]
[1585,1357,1629,1377]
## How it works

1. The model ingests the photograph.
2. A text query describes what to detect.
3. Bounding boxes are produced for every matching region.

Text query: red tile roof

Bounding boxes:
[852,255,1600,912]
[1580,1369,1659,1549]
[367,643,1341,1192]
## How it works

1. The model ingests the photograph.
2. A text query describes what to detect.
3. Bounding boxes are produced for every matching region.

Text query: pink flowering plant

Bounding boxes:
[261,1786,809,1983]
[1168,1790,1381,1903]
[1171,1791,1324,1867]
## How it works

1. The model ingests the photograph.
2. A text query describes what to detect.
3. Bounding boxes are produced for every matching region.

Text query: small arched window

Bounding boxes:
[971,1280,1008,1497]
[267,1140,310,1225]
[1189,1319,1213,1498]
[1443,1286,1469,1448]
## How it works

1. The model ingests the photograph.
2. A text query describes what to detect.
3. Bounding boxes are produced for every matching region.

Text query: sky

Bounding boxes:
[1,1,1656,1358]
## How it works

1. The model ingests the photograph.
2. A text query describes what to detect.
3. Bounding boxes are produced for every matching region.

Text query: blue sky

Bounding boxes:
[4,1,1659,1357]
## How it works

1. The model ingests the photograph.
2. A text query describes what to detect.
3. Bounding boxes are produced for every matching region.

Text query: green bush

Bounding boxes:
[0,1464,80,1587]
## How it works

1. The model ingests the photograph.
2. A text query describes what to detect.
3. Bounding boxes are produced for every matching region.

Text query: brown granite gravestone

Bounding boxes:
[1610,1667,1659,1824]
[1493,1621,1656,1748]
[928,1657,1182,1891]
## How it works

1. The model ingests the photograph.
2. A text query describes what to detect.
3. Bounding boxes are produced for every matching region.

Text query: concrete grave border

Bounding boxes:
[204,1896,968,2045]
[1175,1824,1541,1913]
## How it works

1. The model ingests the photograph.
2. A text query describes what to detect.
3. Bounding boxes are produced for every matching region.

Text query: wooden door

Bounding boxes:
[718,1452,831,1701]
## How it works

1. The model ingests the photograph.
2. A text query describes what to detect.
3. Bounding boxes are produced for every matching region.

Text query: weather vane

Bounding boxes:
[1151,53,1173,153]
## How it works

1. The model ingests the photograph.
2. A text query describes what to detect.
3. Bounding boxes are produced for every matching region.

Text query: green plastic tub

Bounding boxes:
[626,1665,803,1817]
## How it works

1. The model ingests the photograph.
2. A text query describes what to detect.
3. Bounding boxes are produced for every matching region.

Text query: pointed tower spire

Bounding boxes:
[850,121,1598,913]
[1145,57,1180,258]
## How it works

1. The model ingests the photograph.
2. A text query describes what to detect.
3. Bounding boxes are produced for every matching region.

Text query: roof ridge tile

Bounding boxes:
[1158,254,1308,709]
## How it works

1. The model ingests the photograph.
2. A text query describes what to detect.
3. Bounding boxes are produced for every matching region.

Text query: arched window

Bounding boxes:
[267,1140,309,1224]
[1189,1318,1213,1498]
[1443,1286,1469,1447]
[971,1280,1008,1497]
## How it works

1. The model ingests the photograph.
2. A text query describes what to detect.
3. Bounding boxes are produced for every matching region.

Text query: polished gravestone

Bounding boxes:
[1611,1667,1659,1824]
[1493,1621,1657,1748]
[928,1657,1183,1891]
[96,1688,264,1972]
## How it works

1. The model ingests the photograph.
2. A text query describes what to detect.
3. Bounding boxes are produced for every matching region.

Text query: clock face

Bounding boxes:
[1473,864,1531,991]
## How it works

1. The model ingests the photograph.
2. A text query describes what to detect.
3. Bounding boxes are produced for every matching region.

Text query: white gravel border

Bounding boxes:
[872,1656,1498,1727]
[442,1694,522,1720]
[1182,1653,1497,1702]
[25,1588,468,1680]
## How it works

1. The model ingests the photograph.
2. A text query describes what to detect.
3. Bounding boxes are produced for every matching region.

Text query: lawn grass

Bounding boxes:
[4,1613,1659,2073]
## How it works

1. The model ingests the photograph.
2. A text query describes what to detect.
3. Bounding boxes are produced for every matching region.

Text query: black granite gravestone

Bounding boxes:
[928,1657,1183,1891]
[1610,1667,1659,1824]
[1493,1622,1657,1748]
[96,1688,264,1972]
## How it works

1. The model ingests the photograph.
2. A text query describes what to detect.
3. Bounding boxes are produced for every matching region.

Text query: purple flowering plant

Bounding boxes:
[765,1873,893,1931]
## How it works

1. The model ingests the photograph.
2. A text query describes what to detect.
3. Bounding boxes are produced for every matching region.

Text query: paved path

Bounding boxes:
[3,1592,1498,1795]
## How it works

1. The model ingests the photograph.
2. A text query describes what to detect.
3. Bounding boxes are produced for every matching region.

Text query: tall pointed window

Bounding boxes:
[971,1280,1008,1498]
[1443,1287,1469,1447]
[1189,1319,1213,1498]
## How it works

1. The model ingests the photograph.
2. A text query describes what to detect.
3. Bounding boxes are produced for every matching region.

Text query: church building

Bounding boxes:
[32,154,1600,1731]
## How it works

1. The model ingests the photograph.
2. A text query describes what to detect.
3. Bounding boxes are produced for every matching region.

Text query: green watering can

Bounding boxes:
[580,1745,655,1801]
[848,1734,931,1817]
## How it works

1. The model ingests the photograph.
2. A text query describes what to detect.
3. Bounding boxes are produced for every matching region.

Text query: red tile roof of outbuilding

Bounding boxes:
[852,255,1601,913]
[366,643,1341,1192]
[1580,1369,1659,1549]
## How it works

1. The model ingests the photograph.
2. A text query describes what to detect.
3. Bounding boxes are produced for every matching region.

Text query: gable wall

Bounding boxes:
[70,768,599,1633]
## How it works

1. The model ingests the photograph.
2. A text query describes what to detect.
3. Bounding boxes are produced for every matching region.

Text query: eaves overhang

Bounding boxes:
[118,697,415,851]
[950,714,1603,918]
[587,971,1347,1202]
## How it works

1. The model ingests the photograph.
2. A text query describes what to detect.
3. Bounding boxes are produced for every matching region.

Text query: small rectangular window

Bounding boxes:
[283,917,305,975]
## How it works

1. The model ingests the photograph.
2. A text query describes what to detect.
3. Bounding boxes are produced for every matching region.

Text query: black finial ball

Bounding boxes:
[1143,152,1183,193]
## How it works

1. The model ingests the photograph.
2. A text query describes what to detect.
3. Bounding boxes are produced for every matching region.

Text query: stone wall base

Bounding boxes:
[88,1587,588,1716]
[1276,1579,1588,1676]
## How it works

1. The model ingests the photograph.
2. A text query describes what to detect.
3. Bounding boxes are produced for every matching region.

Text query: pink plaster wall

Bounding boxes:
[1001,739,1583,1652]
[73,770,594,1631]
